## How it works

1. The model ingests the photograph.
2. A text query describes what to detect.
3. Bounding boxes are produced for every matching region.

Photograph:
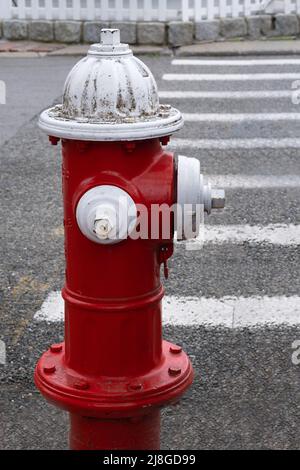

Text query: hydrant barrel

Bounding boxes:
[70,411,161,450]
[35,28,225,450]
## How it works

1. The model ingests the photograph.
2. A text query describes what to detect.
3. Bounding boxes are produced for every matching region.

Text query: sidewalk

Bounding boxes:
[2,39,300,57]
[177,39,300,56]
[0,39,62,56]
[0,39,171,57]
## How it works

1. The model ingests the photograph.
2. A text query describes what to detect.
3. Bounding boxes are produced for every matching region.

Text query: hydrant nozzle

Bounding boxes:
[94,218,113,239]
[94,206,115,240]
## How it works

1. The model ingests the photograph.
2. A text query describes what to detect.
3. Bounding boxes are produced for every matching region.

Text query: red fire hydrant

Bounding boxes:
[35,29,225,450]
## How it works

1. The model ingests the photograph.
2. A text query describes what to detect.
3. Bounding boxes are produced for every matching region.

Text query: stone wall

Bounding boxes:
[1,15,300,46]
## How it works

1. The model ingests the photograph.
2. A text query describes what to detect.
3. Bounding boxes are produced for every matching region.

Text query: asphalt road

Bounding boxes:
[0,54,300,450]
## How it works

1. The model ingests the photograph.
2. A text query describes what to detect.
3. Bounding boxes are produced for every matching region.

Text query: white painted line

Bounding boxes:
[0,81,6,105]
[164,296,234,327]
[183,113,300,122]
[208,174,300,189]
[34,292,300,328]
[0,340,6,365]
[163,73,300,81]
[35,291,63,323]
[169,137,300,149]
[159,90,293,99]
[172,59,300,66]
[199,224,300,246]
[165,296,300,328]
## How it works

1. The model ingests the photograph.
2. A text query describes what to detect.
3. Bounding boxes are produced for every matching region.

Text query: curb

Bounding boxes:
[48,44,172,57]
[175,39,300,56]
[2,39,300,58]
[2,15,300,47]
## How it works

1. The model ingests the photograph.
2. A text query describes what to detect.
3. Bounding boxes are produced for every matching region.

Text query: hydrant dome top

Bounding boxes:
[39,29,183,141]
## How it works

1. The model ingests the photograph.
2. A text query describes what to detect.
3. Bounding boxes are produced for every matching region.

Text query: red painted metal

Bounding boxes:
[35,137,194,450]
[69,411,161,450]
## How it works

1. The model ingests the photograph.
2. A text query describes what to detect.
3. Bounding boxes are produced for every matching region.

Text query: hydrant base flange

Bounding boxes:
[34,340,194,419]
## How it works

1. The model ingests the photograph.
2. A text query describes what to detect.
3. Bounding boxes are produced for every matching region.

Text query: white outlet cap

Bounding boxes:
[76,185,137,245]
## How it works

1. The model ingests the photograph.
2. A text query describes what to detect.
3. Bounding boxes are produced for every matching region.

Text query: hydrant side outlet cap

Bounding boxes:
[76,185,137,244]
[39,28,183,141]
[176,155,226,240]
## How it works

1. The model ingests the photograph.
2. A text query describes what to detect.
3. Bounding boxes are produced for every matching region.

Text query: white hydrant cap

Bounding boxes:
[176,155,226,240]
[39,28,183,141]
[76,185,137,244]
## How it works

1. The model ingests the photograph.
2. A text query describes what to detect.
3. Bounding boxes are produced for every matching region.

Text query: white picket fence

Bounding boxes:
[0,0,270,22]
[3,1,300,23]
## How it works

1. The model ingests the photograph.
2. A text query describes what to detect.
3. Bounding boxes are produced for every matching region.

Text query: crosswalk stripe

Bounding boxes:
[169,138,300,149]
[187,224,300,246]
[207,175,300,189]
[165,296,300,327]
[163,73,300,81]
[0,340,6,365]
[34,292,300,328]
[172,59,300,66]
[183,113,300,122]
[159,90,294,99]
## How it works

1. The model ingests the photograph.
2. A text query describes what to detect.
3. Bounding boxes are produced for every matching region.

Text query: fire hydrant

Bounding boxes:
[35,29,225,450]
